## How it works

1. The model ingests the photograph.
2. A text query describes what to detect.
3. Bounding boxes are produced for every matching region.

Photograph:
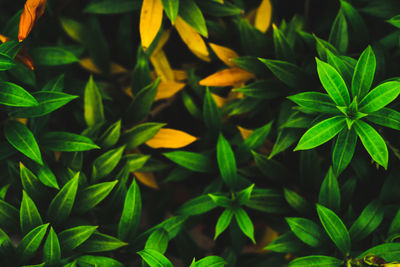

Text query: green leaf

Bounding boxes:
[351,46,376,99]
[59,225,98,252]
[163,151,214,173]
[203,87,222,132]
[366,107,400,130]
[234,208,255,243]
[316,204,351,255]
[332,127,357,175]
[284,188,312,214]
[359,81,400,113]
[273,24,295,62]
[33,163,59,190]
[295,116,346,151]
[316,58,350,106]
[16,224,49,265]
[4,120,43,165]
[177,194,217,216]
[85,17,110,73]
[340,0,368,44]
[286,217,326,248]
[198,1,242,16]
[118,179,141,242]
[43,227,61,265]
[329,9,349,53]
[138,249,173,267]
[269,129,302,158]
[76,232,127,253]
[20,163,45,200]
[326,50,353,86]
[121,122,165,150]
[214,209,234,240]
[78,255,123,267]
[179,0,208,37]
[208,194,232,208]
[20,191,43,235]
[60,17,85,43]
[0,82,38,107]
[233,80,285,99]
[84,76,104,127]
[353,120,388,169]
[253,151,289,183]
[357,243,400,262]
[258,58,307,89]
[84,0,140,14]
[9,91,78,118]
[98,120,121,149]
[0,199,19,231]
[162,0,179,23]
[40,132,99,152]
[289,255,343,267]
[194,256,227,267]
[31,47,79,66]
[126,79,160,124]
[145,228,169,254]
[217,134,238,188]
[236,184,255,206]
[313,34,338,61]
[318,168,341,212]
[287,92,338,114]
[388,14,400,28]
[47,172,79,225]
[92,146,125,181]
[0,53,15,70]
[131,46,152,94]
[265,232,304,253]
[349,200,384,242]
[125,154,150,172]
[75,180,118,214]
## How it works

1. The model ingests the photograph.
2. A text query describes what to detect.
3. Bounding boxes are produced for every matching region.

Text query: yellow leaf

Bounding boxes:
[146,128,198,148]
[140,0,164,51]
[254,0,272,33]
[16,118,28,125]
[152,29,171,55]
[134,172,159,190]
[150,50,175,81]
[175,16,210,62]
[155,80,186,100]
[237,126,253,140]
[18,0,47,41]
[211,93,228,108]
[54,151,61,162]
[122,86,134,98]
[80,57,127,75]
[209,43,239,67]
[199,67,255,87]
[173,69,187,81]
[258,226,279,253]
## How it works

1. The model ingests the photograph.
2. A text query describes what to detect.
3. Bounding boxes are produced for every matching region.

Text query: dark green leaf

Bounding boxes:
[203,87,222,132]
[0,199,19,231]
[349,200,384,242]
[118,179,141,242]
[77,255,124,267]
[40,132,99,152]
[214,209,234,240]
[357,243,400,262]
[288,92,338,114]
[92,146,125,181]
[76,232,127,252]
[31,47,79,65]
[217,134,238,188]
[234,208,255,243]
[163,151,214,173]
[75,180,118,214]
[121,122,165,150]
[16,224,49,265]
[43,227,61,265]
[84,76,104,127]
[318,168,341,212]
[286,217,326,248]
[20,191,43,235]
[59,225,98,252]
[84,0,140,14]
[289,255,343,267]
[177,194,217,216]
[0,82,37,107]
[329,10,349,53]
[145,228,169,254]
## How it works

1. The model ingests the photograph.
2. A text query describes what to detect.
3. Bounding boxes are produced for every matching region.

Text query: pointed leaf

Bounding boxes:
[214,209,234,240]
[163,151,214,172]
[40,132,99,152]
[43,227,61,265]
[359,81,400,113]
[351,46,376,99]
[138,248,173,267]
[318,168,341,212]
[17,224,49,265]
[84,76,104,127]
[145,128,197,148]
[59,225,98,252]
[332,127,357,175]
[162,0,179,23]
[217,134,238,188]
[0,82,37,107]
[75,180,118,214]
[20,191,43,235]
[140,0,163,50]
[286,217,326,248]
[289,255,343,267]
[76,232,127,253]
[92,146,125,181]
[349,200,384,242]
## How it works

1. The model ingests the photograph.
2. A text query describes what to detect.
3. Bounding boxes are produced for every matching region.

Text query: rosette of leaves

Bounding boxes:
[287,46,400,174]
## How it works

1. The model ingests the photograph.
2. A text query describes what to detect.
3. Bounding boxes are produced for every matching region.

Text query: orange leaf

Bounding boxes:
[150,50,174,81]
[173,69,187,81]
[16,118,28,125]
[237,126,253,140]
[0,34,34,70]
[80,57,127,75]
[134,172,159,190]
[146,128,197,148]
[175,16,210,62]
[18,0,47,41]
[211,93,228,108]
[199,68,255,87]
[155,80,185,100]
[140,0,164,51]
[209,43,239,67]
[255,0,272,33]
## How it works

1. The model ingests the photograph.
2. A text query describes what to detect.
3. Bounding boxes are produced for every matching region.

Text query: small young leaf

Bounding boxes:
[118,179,142,242]
[316,204,351,255]
[215,209,234,240]
[351,46,376,99]
[47,172,79,225]
[217,134,238,188]
[4,120,43,165]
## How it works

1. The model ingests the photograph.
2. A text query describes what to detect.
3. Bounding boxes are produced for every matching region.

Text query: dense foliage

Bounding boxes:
[0,0,400,266]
